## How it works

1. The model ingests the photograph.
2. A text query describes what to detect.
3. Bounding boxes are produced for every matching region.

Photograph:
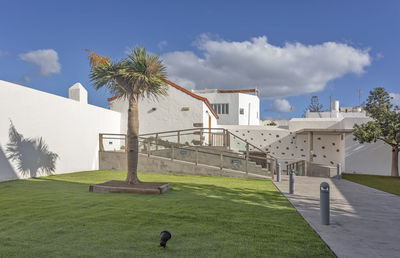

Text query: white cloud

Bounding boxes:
[163,35,371,98]
[0,50,8,56]
[268,99,293,113]
[19,49,61,76]
[20,75,31,84]
[390,93,400,106]
[158,40,168,50]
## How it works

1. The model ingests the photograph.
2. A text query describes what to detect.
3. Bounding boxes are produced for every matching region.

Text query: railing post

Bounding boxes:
[223,129,226,147]
[245,142,249,175]
[220,151,223,170]
[155,133,159,151]
[99,134,104,152]
[209,128,212,146]
[125,135,128,152]
[171,145,174,161]
[177,131,180,145]
[226,130,230,150]
[147,141,150,157]
[195,147,198,165]
[199,129,204,146]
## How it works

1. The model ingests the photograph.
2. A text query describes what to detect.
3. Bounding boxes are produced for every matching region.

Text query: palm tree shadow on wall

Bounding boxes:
[6,121,59,178]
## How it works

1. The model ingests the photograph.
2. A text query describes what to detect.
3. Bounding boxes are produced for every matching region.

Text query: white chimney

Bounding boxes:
[330,100,339,112]
[330,100,339,118]
[69,83,88,104]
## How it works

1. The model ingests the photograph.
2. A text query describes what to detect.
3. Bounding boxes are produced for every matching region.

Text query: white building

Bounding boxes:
[192,89,260,126]
[109,79,219,134]
[306,100,366,118]
[225,100,399,176]
[1,79,397,180]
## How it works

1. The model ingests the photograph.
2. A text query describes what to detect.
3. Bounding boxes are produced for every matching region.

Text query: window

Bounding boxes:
[240,108,244,115]
[212,103,229,114]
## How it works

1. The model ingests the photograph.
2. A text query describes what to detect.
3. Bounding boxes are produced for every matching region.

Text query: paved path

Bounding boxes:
[273,175,400,258]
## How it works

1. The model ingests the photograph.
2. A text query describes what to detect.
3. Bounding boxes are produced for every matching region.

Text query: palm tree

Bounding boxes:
[87,47,168,184]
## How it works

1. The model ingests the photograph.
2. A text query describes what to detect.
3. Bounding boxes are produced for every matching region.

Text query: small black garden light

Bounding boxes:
[160,230,172,248]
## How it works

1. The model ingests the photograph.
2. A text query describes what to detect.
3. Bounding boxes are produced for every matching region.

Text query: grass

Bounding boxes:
[343,173,400,196]
[0,171,334,257]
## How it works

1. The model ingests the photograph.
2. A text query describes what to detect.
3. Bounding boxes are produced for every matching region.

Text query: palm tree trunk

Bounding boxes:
[126,94,141,184]
[392,147,399,177]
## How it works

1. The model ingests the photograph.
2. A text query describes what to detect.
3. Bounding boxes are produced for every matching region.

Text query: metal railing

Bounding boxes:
[287,160,308,176]
[99,128,278,176]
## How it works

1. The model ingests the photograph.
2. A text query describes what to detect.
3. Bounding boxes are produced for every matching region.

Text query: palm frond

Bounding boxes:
[85,49,111,69]
[87,46,168,102]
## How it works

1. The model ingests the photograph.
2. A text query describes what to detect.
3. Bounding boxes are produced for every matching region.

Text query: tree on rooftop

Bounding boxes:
[307,96,323,112]
[353,87,400,177]
[87,47,168,184]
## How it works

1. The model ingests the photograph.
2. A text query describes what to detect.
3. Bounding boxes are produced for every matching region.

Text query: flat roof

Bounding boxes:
[193,89,258,94]
[295,128,353,134]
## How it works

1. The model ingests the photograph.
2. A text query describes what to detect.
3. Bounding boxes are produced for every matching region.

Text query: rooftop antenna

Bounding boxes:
[358,88,362,106]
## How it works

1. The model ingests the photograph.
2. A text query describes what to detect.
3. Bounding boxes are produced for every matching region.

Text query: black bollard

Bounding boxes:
[320,182,330,225]
[337,163,341,179]
[289,169,295,194]
[277,163,281,182]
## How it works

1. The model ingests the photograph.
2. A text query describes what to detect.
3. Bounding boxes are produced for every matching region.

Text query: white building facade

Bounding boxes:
[193,89,260,126]
[1,79,396,181]
[229,100,398,176]
[109,79,218,134]
[306,100,366,119]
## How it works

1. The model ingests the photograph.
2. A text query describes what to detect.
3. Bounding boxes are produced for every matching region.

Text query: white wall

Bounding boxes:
[0,80,121,182]
[224,115,398,175]
[289,118,342,131]
[194,91,260,126]
[223,125,344,167]
[202,102,218,129]
[195,92,239,125]
[238,93,260,125]
[111,85,217,134]
[306,110,367,118]
[345,134,398,176]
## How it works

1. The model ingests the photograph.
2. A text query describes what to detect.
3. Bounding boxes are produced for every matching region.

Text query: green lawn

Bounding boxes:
[343,173,400,196]
[0,171,333,257]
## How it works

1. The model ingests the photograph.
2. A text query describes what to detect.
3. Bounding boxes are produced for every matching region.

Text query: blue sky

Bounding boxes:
[1,0,399,119]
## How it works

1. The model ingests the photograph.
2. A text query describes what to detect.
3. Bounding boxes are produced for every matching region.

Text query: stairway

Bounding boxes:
[99,128,277,178]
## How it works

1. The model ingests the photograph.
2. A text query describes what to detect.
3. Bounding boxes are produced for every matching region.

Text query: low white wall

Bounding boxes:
[0,80,121,182]
[345,134,398,176]
[289,118,342,131]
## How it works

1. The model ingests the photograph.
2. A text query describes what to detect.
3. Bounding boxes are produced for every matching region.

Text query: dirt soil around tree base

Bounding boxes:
[89,180,171,194]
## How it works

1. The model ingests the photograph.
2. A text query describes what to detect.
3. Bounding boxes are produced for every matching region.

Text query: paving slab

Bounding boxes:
[273,175,400,258]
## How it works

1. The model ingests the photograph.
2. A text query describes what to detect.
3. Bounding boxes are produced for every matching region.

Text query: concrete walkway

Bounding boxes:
[273,176,400,258]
